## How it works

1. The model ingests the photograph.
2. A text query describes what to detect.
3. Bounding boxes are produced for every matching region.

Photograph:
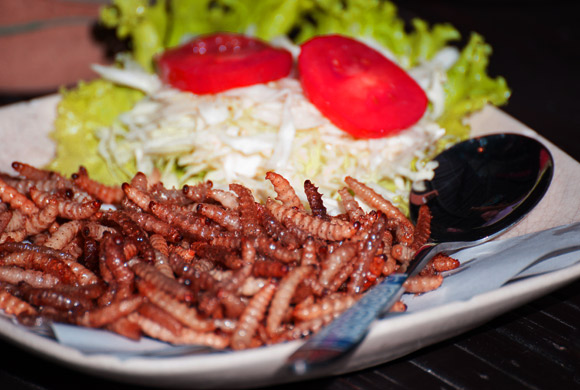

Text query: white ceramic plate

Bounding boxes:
[1,97,580,389]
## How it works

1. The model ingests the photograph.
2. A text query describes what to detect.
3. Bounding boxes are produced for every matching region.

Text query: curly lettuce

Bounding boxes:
[99,0,462,70]
[440,33,511,139]
[48,80,143,185]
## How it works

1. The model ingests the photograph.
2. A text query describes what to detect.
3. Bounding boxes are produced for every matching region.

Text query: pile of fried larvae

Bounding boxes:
[0,162,459,350]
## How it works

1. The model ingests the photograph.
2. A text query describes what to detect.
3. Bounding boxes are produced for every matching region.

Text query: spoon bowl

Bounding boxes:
[286,133,554,375]
[410,133,554,243]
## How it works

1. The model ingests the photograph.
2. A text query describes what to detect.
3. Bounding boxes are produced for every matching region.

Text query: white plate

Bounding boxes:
[0,97,580,388]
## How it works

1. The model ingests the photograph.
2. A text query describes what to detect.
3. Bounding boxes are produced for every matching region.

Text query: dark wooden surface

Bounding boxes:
[1,1,579,389]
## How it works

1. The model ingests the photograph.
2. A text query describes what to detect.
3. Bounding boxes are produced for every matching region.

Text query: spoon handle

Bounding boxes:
[285,243,439,375]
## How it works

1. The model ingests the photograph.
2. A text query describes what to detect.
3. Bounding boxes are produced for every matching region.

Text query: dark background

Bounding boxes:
[398,0,580,163]
[1,1,579,389]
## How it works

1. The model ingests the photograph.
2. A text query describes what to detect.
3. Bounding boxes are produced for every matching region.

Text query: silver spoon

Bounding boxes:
[285,133,554,375]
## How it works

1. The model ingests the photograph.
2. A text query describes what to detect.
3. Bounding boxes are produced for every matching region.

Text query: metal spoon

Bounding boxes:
[285,133,554,375]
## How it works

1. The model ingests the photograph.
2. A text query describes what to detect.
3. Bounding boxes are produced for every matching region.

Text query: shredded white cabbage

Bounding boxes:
[93,41,458,214]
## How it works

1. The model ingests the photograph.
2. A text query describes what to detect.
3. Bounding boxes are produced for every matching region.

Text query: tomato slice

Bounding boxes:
[298,35,428,138]
[156,33,293,94]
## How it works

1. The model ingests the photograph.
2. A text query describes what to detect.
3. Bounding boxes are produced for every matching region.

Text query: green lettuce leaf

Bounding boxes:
[293,0,460,68]
[48,80,143,185]
[100,0,169,71]
[100,0,461,70]
[440,33,511,140]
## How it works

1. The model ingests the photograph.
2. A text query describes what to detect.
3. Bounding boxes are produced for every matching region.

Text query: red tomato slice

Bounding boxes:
[156,33,293,94]
[298,35,428,138]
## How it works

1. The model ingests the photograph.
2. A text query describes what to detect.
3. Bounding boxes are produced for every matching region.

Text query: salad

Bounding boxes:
[47,0,510,213]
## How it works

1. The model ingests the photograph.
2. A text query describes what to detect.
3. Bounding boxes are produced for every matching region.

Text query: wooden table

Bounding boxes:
[1,1,579,389]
